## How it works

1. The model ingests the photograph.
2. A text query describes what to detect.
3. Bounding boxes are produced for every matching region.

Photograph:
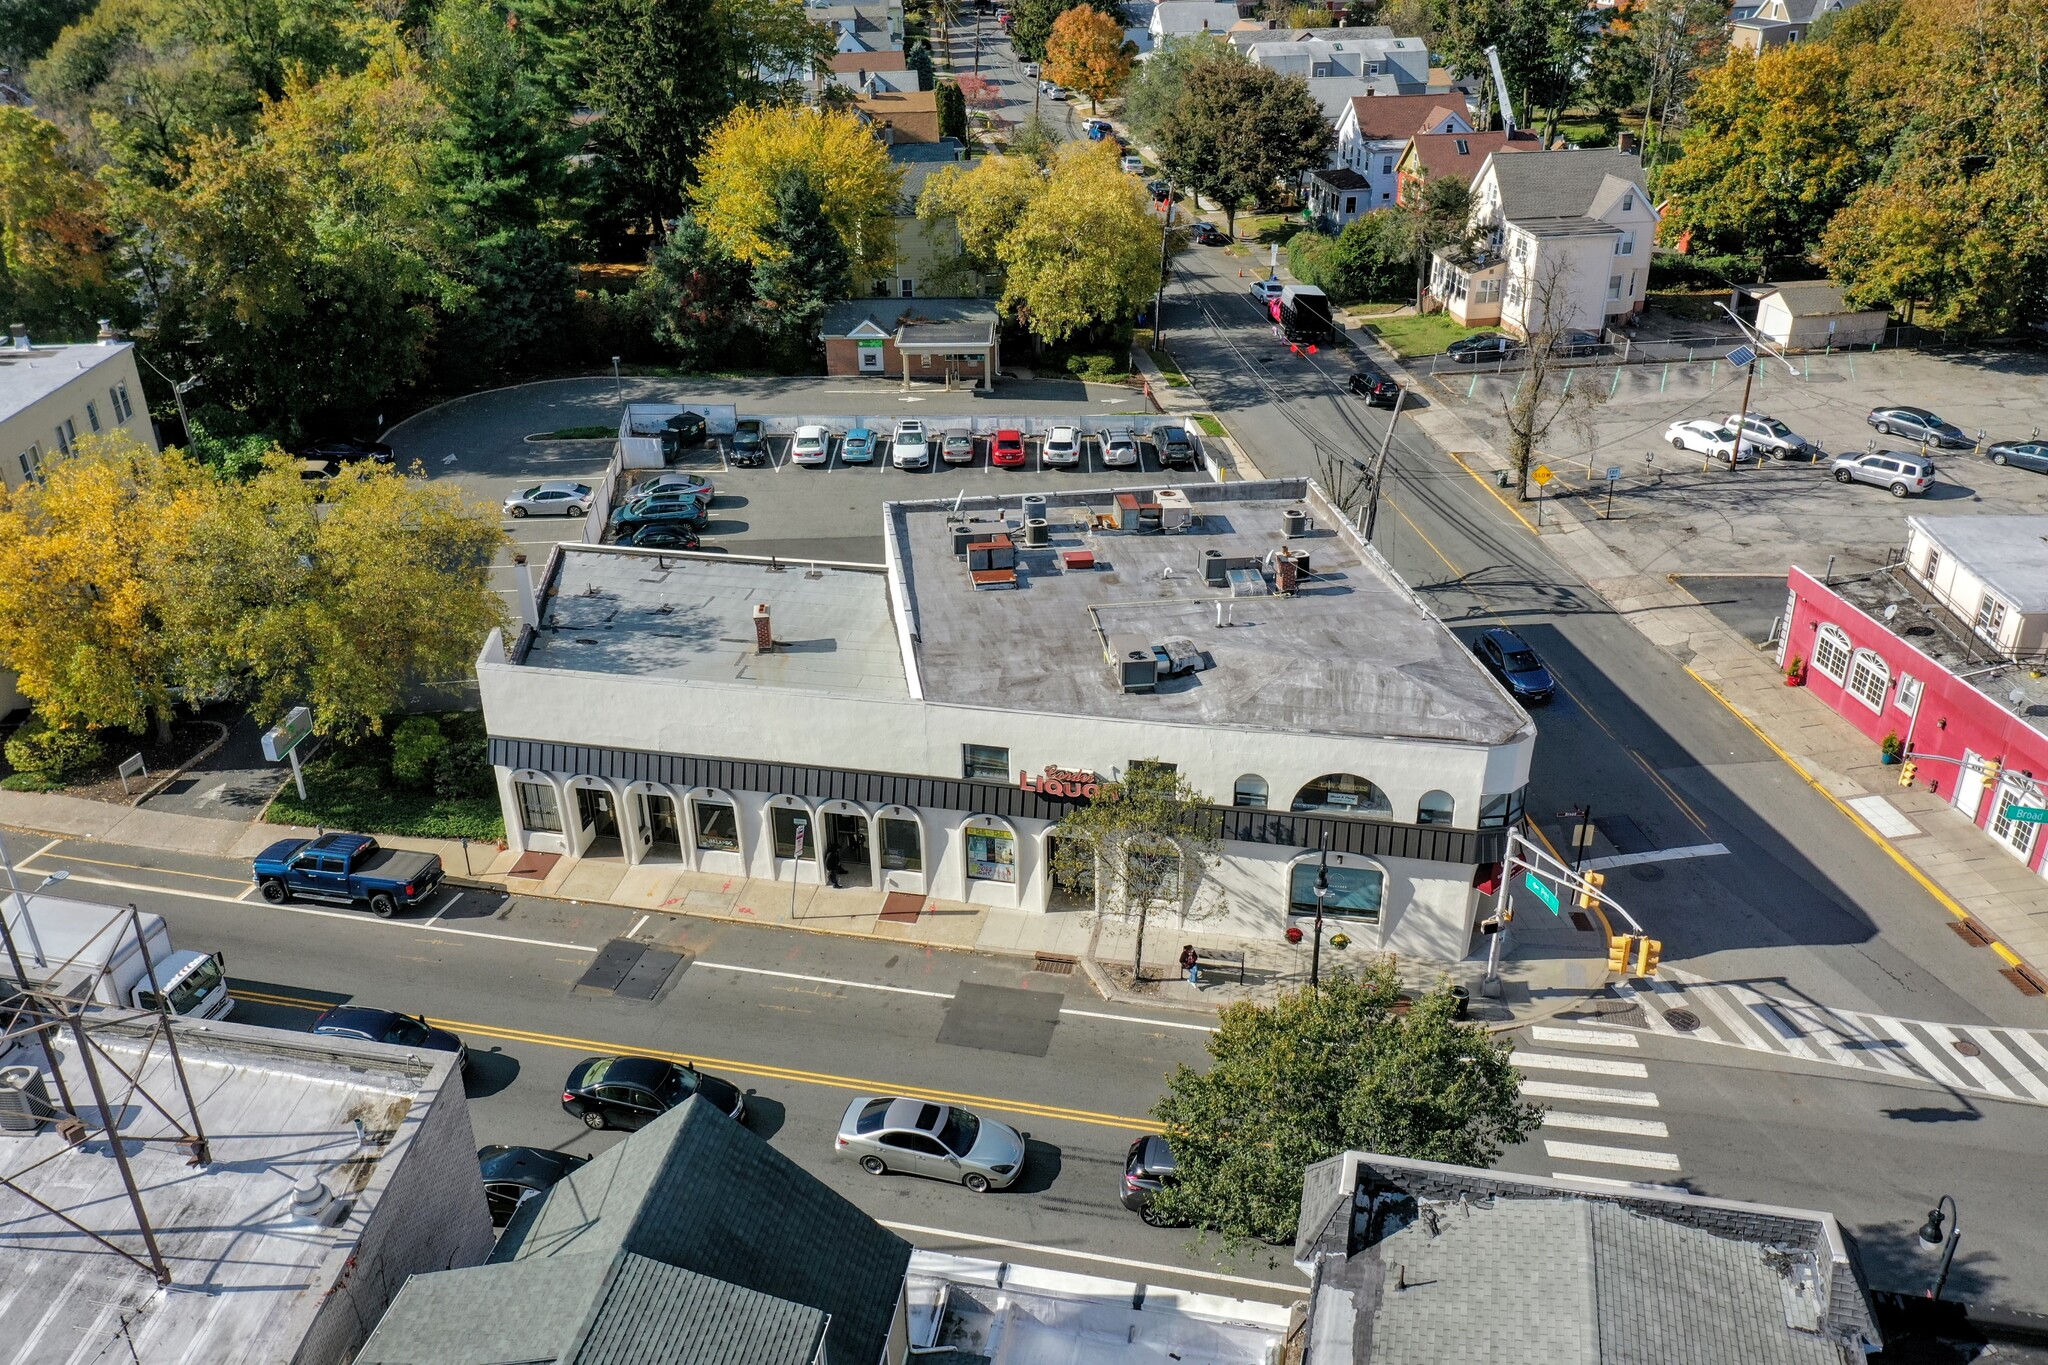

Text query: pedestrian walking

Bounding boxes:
[824,844,845,889]
[1179,944,1200,985]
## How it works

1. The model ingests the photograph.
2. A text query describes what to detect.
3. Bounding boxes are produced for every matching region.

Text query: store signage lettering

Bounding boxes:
[1020,766,1099,799]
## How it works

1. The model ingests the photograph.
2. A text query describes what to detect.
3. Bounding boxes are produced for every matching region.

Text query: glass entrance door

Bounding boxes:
[824,813,872,888]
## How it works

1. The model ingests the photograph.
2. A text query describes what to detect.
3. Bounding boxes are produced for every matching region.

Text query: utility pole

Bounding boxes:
[1361,386,1405,543]
[1309,831,1331,990]
[1154,181,1176,350]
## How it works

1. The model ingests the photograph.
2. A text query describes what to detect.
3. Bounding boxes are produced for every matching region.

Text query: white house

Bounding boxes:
[477,478,1535,965]
[1741,279,1888,351]
[1242,33,1434,91]
[1428,147,1657,337]
[1148,2,1241,39]
[1313,93,1471,228]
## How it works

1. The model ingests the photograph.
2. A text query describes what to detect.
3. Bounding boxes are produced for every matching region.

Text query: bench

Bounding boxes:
[1192,949,1245,984]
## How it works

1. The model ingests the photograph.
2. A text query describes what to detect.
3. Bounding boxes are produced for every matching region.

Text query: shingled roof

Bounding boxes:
[1346,93,1470,140]
[1485,146,1647,222]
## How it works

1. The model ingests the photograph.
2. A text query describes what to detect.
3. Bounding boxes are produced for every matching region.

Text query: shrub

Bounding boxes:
[1065,351,1128,382]
[4,718,105,781]
[390,716,450,790]
[433,735,493,801]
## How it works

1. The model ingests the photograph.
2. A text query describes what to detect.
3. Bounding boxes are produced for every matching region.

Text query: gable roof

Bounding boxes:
[1151,1,1241,32]
[499,1099,912,1365]
[1403,129,1539,180]
[822,297,997,339]
[830,48,908,71]
[1345,93,1470,140]
[1485,146,1647,222]
[1747,279,1874,317]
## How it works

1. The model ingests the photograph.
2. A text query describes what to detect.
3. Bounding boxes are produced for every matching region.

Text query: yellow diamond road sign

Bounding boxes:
[1532,464,1554,486]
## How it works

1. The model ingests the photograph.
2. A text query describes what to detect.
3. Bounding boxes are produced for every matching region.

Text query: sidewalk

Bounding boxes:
[0,788,1605,1029]
[1359,353,2048,990]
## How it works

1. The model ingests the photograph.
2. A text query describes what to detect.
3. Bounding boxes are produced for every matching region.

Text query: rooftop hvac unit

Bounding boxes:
[0,1065,53,1132]
[1156,488,1193,532]
[1108,634,1158,693]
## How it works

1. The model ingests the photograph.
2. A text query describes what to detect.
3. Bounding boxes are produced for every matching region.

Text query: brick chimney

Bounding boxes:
[753,603,774,653]
[1275,548,1299,596]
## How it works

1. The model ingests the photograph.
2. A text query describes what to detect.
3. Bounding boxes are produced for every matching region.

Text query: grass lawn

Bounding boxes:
[1191,413,1228,438]
[1366,313,1492,358]
[1553,117,1615,148]
[268,755,505,840]
[1647,290,1725,323]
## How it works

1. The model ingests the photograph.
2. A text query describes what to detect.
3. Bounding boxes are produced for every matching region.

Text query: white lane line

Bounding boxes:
[1544,1140,1681,1172]
[1542,1111,1669,1138]
[1530,1026,1638,1048]
[237,883,263,901]
[877,1221,1297,1294]
[1581,843,1729,872]
[1559,1174,1691,1198]
[1511,1052,1649,1079]
[627,913,650,939]
[425,891,465,927]
[695,960,955,999]
[1519,1080,1660,1107]
[22,838,62,865]
[1058,1008,1217,1033]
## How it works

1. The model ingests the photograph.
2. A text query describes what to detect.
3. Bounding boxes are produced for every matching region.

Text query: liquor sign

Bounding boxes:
[1019,766,1100,799]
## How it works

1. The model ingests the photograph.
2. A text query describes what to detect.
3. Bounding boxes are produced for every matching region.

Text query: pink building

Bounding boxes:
[1781,515,2048,877]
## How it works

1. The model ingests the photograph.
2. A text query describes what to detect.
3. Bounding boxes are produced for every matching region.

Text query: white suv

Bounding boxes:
[1102,433,1140,468]
[1724,412,1816,461]
[1042,425,1081,467]
[1831,449,1934,497]
[891,420,929,469]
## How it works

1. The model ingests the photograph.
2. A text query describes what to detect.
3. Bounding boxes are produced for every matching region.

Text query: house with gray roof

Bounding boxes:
[357,1098,915,1365]
[1428,146,1657,338]
[1732,0,1868,50]
[1293,1152,1882,1364]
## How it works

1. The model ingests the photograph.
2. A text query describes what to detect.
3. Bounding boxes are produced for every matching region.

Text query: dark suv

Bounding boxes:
[1347,367,1401,407]
[1472,627,1555,703]
[1121,1134,1179,1225]
[730,418,767,467]
[1154,426,1196,468]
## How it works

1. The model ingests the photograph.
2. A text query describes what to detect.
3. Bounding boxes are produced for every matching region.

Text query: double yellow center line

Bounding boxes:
[230,988,1155,1131]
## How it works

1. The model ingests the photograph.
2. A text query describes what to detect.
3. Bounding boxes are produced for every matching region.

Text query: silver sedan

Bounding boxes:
[504,481,593,517]
[835,1095,1026,1193]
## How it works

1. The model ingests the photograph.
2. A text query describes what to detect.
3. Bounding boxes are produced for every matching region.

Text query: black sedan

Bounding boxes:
[300,436,395,465]
[1446,333,1518,363]
[623,522,701,550]
[1472,627,1554,703]
[479,1145,587,1226]
[1347,367,1402,407]
[561,1054,745,1131]
[1551,330,1604,357]
[312,1006,467,1069]
[1986,439,2048,474]
[1866,405,1972,448]
[1121,1134,1180,1225]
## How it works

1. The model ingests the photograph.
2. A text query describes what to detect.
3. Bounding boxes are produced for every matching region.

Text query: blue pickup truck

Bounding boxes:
[252,833,445,918]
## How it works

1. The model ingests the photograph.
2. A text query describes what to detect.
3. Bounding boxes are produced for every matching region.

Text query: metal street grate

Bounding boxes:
[2000,967,2045,997]
[1663,1008,1702,1032]
[1949,918,1994,947]
[1032,953,1077,976]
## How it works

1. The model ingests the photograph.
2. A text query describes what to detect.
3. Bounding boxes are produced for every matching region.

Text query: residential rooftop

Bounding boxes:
[1907,513,2048,615]
[889,478,1531,744]
[0,338,134,417]
[0,1017,472,1365]
[1293,1153,1881,1365]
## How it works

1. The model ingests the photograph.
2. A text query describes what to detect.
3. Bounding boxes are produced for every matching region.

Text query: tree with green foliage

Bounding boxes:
[0,0,89,66]
[1148,963,1543,1243]
[1120,33,1241,147]
[1290,211,1416,303]
[750,169,850,367]
[640,213,755,368]
[908,36,934,90]
[580,0,730,232]
[1048,759,1224,977]
[936,78,968,141]
[1153,59,1332,236]
[0,105,126,338]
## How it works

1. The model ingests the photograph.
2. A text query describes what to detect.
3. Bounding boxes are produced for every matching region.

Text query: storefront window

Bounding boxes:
[1288,862,1383,922]
[879,817,923,872]
[1477,787,1526,829]
[693,800,738,851]
[1291,773,1391,816]
[772,805,814,859]
[517,781,562,833]
[964,821,1016,883]
[1417,791,1455,826]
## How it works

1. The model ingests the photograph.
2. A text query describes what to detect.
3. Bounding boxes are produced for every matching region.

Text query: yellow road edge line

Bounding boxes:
[1443,448,1539,536]
[1994,943,2024,968]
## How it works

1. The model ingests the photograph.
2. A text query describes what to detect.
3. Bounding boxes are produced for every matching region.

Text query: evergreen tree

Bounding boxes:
[936,79,967,141]
[641,212,755,369]
[580,0,729,233]
[750,168,848,368]
[908,37,934,90]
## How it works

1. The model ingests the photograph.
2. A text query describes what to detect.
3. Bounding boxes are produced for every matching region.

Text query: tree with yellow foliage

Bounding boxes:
[691,104,904,285]
[0,106,123,337]
[1043,5,1134,114]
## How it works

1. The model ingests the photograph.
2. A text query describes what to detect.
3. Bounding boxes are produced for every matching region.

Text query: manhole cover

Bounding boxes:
[1953,1039,1982,1058]
[1664,1008,1701,1032]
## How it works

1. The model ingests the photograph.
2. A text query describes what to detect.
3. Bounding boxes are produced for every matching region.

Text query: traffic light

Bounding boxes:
[1635,938,1663,977]
[1899,760,1918,788]
[1985,758,2002,783]
[1607,934,1637,973]
[1576,870,1607,910]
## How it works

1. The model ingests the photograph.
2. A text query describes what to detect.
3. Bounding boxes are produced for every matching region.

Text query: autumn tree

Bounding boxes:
[1048,759,1223,979]
[1043,4,1133,113]
[692,104,903,286]
[1150,963,1542,1243]
[1009,0,1121,62]
[0,106,124,337]
[1498,252,1606,495]
[1154,59,1332,235]
[1120,33,1240,146]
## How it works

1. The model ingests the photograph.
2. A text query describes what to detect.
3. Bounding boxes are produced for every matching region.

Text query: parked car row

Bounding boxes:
[780,424,1198,471]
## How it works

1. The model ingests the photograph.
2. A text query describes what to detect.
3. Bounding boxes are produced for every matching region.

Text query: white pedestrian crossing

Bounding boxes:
[1604,970,2048,1106]
[1517,1026,1682,1185]
[1530,1025,1638,1048]
[1541,1111,1669,1138]
[1511,1052,1650,1078]
[1518,1080,1661,1107]
[1542,1140,1682,1172]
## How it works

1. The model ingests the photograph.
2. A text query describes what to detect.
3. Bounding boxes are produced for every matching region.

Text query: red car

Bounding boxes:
[991,429,1027,468]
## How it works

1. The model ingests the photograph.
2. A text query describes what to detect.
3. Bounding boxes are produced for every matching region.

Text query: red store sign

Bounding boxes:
[1019,766,1100,799]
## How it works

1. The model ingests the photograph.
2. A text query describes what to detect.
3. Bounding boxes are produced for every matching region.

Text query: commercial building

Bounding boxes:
[477,478,1532,961]
[1782,516,2048,878]
[1293,1152,1882,1363]
[819,298,1000,386]
[0,325,156,491]
[0,1015,492,1365]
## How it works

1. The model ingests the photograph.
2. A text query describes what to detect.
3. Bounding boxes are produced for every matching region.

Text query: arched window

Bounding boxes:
[1233,774,1269,808]
[1417,791,1455,826]
[1291,773,1391,816]
[768,796,815,860]
[963,815,1018,884]
[1811,624,1851,683]
[1846,648,1890,712]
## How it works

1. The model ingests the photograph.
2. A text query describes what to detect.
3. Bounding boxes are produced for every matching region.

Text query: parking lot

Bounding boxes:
[1435,345,2048,578]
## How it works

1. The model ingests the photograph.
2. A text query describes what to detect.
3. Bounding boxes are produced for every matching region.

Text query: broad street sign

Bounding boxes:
[1531,464,1554,486]
[261,706,314,762]
[2003,804,2048,824]
[1523,870,1560,915]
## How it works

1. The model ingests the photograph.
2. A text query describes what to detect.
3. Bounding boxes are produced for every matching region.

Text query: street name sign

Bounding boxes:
[1523,870,1560,914]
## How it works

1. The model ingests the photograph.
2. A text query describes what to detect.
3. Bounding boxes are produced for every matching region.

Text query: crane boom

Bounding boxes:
[1483,45,1516,136]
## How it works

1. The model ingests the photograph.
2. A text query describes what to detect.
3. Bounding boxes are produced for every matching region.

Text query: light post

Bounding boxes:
[1309,832,1331,990]
[611,356,622,404]
[1919,1196,1960,1301]
[1154,180,1175,350]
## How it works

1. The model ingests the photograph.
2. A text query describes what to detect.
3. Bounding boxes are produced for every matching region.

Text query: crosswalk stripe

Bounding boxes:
[2002,1028,2048,1077]
[1961,1029,2048,1103]
[1878,1018,1979,1089]
[1776,1004,1918,1078]
[1542,1111,1669,1138]
[1519,1080,1660,1107]
[1561,1174,1691,1197]
[1613,981,1682,1036]
[1543,1140,1682,1172]
[1531,1025,1638,1048]
[1916,1022,2009,1093]
[1684,981,1778,1052]
[1727,984,1827,1061]
[1512,1052,1650,1078]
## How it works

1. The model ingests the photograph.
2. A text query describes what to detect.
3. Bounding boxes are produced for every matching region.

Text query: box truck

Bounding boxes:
[0,894,231,1019]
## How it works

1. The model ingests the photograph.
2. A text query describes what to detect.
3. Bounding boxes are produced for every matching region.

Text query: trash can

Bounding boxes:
[1449,986,1470,1020]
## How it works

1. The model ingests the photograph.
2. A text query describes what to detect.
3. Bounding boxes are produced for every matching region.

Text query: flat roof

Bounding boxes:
[521,546,908,697]
[0,342,133,418]
[1906,513,2048,614]
[888,479,1529,744]
[0,1018,459,1365]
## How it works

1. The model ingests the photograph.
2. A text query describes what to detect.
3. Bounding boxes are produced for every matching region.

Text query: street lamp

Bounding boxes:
[611,356,622,404]
[1309,832,1331,990]
[1919,1196,1960,1301]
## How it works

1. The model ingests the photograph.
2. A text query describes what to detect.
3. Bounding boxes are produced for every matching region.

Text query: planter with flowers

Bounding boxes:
[1785,656,1807,687]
